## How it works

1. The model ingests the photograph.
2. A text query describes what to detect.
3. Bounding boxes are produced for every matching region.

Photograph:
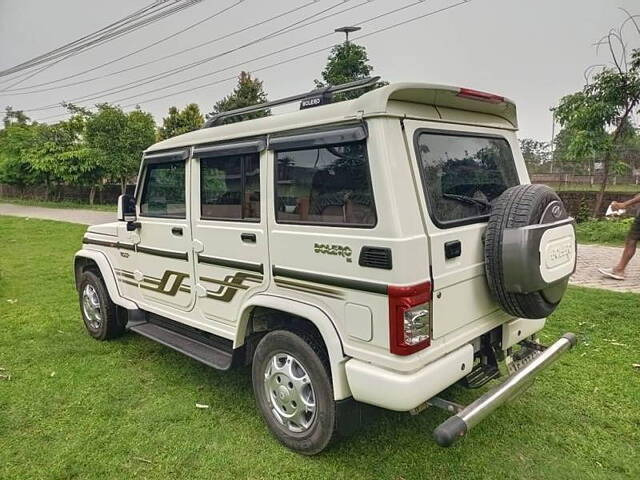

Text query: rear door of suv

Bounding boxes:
[190,139,269,337]
[266,124,387,342]
[403,121,527,338]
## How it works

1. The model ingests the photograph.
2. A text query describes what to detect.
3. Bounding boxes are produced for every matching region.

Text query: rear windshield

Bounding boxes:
[415,131,519,227]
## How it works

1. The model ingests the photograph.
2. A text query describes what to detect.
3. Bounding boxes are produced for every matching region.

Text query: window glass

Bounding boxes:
[200,153,260,220]
[415,132,519,225]
[140,161,186,218]
[243,154,260,220]
[275,140,376,226]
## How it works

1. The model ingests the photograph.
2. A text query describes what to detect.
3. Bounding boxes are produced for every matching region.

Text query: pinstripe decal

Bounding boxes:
[274,278,344,299]
[200,272,263,303]
[115,268,190,296]
[83,237,135,250]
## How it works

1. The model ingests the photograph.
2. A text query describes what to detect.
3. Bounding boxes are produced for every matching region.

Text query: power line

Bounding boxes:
[132,0,476,107]
[0,1,186,79]
[2,0,321,95]
[1,0,248,93]
[0,0,205,89]
[0,0,169,79]
[130,0,473,109]
[5,1,209,90]
[21,0,368,111]
[35,0,473,122]
[82,0,422,105]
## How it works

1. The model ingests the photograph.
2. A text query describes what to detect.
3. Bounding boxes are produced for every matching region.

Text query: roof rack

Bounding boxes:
[203,76,380,128]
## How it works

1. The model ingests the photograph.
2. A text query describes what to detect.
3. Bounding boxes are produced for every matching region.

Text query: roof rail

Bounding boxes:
[203,76,380,128]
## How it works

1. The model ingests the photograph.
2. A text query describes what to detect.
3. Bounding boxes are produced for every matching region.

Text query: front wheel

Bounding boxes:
[78,270,124,340]
[251,330,337,455]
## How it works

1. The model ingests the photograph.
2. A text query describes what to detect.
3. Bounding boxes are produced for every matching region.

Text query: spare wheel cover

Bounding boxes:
[484,184,576,319]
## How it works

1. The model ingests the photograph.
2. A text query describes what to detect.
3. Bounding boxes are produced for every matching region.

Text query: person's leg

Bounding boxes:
[599,215,640,280]
[612,235,638,275]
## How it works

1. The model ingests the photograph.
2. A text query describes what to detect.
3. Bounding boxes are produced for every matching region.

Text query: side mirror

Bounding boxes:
[117,194,136,222]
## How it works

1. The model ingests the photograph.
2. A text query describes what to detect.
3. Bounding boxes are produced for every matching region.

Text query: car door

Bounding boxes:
[402,120,526,338]
[134,148,196,312]
[190,139,269,331]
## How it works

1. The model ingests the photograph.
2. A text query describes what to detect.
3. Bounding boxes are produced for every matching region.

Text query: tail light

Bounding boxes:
[457,87,504,104]
[388,281,432,355]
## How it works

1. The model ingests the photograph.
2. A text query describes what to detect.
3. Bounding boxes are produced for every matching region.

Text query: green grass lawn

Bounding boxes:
[576,218,632,246]
[1,216,638,480]
[0,197,116,212]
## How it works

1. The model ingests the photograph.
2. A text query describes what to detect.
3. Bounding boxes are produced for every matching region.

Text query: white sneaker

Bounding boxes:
[598,268,625,280]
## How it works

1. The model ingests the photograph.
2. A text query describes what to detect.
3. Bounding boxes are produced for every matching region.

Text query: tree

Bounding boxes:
[1,103,154,203]
[554,14,640,215]
[210,71,269,124]
[2,106,30,127]
[123,108,157,187]
[85,104,156,193]
[314,41,384,100]
[0,121,44,193]
[157,103,204,140]
[519,138,550,173]
[27,112,103,203]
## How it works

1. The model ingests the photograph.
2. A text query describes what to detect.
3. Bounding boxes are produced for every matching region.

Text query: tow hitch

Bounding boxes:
[429,332,577,447]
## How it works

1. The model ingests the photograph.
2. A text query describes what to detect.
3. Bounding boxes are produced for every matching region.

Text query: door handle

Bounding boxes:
[241,233,256,243]
[171,227,183,236]
[444,240,461,259]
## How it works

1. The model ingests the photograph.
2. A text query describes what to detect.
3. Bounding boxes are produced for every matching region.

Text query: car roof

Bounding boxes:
[146,82,517,153]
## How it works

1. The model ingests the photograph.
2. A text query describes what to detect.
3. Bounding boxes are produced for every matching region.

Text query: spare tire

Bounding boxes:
[484,184,576,319]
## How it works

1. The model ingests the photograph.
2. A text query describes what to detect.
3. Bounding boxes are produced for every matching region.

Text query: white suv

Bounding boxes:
[74,79,577,454]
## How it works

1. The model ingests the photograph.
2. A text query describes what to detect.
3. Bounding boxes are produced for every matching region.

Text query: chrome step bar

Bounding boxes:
[433,332,577,447]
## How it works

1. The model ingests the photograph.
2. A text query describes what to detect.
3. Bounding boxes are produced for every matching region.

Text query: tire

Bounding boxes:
[78,270,125,340]
[484,184,568,319]
[251,330,337,455]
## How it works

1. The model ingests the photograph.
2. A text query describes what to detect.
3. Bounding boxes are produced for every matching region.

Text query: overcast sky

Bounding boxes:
[0,0,638,141]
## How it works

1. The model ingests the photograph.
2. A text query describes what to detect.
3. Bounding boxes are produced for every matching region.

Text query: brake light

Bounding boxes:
[388,281,432,355]
[457,88,504,104]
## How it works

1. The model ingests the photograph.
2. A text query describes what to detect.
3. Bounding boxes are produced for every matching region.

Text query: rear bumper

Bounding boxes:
[345,343,474,411]
[433,332,577,446]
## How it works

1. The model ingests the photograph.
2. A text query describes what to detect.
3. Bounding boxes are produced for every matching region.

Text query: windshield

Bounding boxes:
[415,131,520,227]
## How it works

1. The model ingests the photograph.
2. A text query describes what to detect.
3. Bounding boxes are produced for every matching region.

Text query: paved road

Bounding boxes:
[0,203,115,225]
[2,203,639,294]
[569,243,640,294]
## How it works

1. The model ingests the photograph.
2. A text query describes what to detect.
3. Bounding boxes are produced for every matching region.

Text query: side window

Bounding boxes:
[275,140,376,227]
[139,161,186,218]
[200,153,260,221]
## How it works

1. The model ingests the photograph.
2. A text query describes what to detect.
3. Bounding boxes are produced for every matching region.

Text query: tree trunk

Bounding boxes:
[121,178,126,194]
[89,186,96,206]
[593,152,610,218]
[43,176,50,201]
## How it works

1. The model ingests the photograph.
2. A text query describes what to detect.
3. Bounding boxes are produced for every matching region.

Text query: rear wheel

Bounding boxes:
[78,270,124,340]
[251,330,336,455]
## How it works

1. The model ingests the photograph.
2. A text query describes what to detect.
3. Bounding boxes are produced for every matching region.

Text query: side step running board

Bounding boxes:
[128,321,233,371]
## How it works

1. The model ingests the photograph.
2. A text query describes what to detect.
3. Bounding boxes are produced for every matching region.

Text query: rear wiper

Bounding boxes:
[443,193,492,210]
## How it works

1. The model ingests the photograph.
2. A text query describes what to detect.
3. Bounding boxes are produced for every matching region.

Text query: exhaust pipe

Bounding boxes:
[433,332,577,447]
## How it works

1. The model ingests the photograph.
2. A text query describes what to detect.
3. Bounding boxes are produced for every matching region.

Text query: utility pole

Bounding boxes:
[549,107,555,174]
[334,26,361,43]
